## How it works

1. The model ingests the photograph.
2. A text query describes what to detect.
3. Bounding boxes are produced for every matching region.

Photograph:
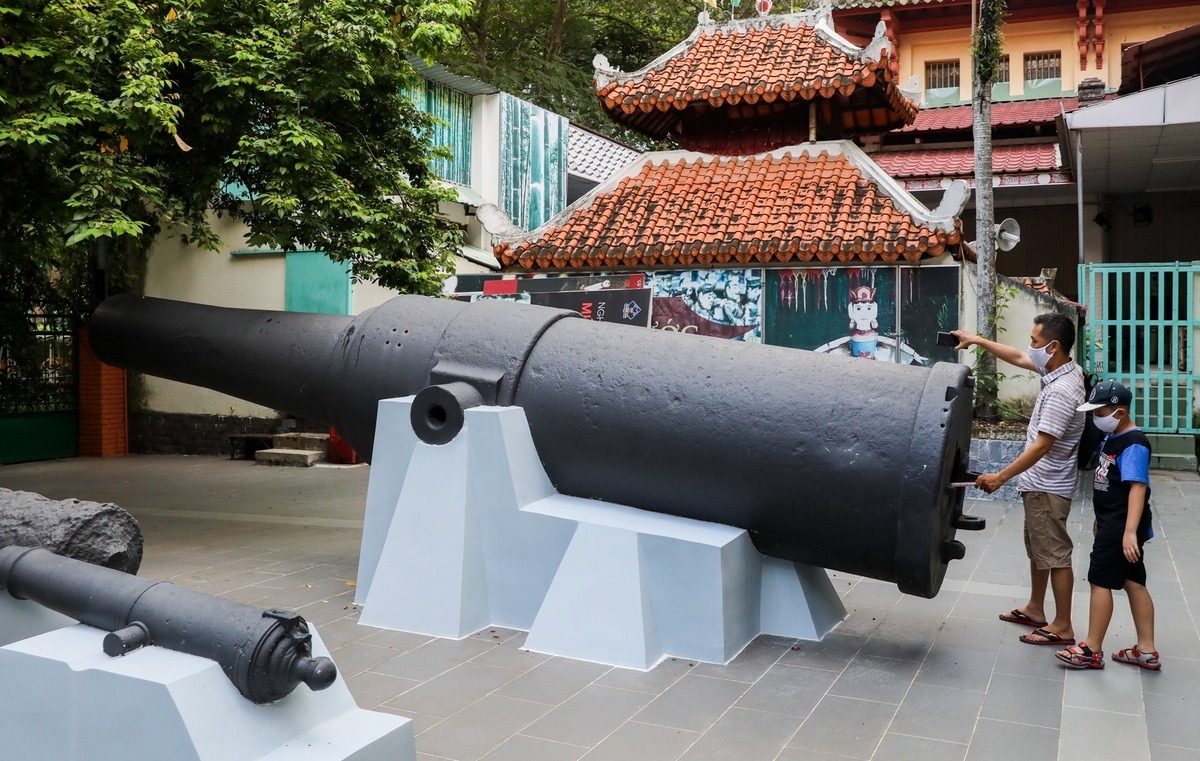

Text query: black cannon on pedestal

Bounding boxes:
[0,545,336,703]
[90,294,983,598]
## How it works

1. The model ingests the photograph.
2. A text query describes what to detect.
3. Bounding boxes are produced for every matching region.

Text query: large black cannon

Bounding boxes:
[90,294,983,598]
[0,545,336,703]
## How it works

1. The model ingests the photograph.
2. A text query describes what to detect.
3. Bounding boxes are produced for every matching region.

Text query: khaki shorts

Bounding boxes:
[1021,491,1073,570]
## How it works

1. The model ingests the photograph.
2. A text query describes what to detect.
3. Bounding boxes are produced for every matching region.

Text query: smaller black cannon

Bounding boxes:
[0,546,336,704]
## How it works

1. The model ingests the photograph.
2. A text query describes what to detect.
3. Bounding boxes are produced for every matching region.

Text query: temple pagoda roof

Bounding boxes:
[485,140,966,271]
[593,4,919,143]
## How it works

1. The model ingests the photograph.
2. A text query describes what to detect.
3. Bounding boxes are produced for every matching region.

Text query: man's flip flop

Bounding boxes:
[1020,628,1075,646]
[999,609,1048,628]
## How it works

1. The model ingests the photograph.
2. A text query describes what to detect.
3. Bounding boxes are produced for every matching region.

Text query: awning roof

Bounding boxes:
[1062,75,1200,195]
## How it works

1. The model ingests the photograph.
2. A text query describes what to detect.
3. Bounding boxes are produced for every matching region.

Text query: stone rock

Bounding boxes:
[0,489,143,574]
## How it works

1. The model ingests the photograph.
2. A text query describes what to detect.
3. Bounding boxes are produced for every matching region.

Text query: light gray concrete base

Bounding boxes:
[356,399,845,669]
[0,623,413,761]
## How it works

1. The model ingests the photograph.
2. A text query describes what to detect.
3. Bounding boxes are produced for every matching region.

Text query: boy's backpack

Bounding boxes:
[1077,372,1104,471]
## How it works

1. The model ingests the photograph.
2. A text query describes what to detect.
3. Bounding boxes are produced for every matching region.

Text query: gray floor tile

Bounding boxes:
[690,636,791,683]
[583,720,700,761]
[915,644,996,692]
[992,635,1070,681]
[777,633,865,673]
[470,640,552,673]
[524,685,654,746]
[386,661,525,718]
[965,718,1058,761]
[842,580,906,609]
[979,672,1064,729]
[345,669,422,709]
[1151,744,1200,761]
[633,674,750,733]
[373,636,495,681]
[329,641,404,678]
[1144,692,1200,750]
[1059,706,1151,761]
[733,663,838,718]
[478,734,586,761]
[677,706,801,761]
[934,616,1008,651]
[837,606,889,638]
[595,656,695,694]
[416,695,552,761]
[494,656,611,705]
[787,695,896,759]
[890,683,985,745]
[873,733,968,761]
[950,590,1017,619]
[1141,655,1200,698]
[827,653,920,704]
[1061,659,1144,714]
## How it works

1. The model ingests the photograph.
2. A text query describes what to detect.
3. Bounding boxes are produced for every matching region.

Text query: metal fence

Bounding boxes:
[1077,262,1198,434]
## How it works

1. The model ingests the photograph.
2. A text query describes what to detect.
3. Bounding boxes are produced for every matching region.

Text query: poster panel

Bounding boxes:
[462,288,652,327]
[650,269,764,341]
[764,266,958,365]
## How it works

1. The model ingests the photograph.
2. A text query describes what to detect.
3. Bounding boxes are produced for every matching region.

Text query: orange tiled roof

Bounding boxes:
[594,10,918,141]
[491,141,966,271]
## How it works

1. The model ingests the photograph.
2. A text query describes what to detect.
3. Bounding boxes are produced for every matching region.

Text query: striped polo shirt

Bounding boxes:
[1017,360,1087,498]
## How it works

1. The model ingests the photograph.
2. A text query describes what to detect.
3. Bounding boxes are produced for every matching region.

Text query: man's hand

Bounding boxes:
[975,472,1006,494]
[1123,530,1141,562]
[950,329,978,351]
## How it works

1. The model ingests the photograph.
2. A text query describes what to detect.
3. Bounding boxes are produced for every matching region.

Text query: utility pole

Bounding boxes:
[972,0,1006,419]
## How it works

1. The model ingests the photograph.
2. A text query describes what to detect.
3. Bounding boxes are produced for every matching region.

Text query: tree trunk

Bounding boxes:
[547,0,569,62]
[972,0,1004,420]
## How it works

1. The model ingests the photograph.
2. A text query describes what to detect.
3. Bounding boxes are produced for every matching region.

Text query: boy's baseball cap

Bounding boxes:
[1077,379,1133,411]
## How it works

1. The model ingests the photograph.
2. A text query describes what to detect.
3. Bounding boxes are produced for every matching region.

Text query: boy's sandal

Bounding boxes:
[1055,643,1104,669]
[1112,646,1161,671]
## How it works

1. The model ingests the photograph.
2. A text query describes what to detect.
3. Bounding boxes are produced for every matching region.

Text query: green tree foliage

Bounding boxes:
[0,0,472,317]
[442,0,703,148]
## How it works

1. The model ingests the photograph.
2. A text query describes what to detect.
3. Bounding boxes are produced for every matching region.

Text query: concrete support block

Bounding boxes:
[0,623,413,761]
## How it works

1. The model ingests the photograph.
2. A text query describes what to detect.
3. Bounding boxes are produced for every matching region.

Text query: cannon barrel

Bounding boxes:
[0,546,337,703]
[90,294,981,598]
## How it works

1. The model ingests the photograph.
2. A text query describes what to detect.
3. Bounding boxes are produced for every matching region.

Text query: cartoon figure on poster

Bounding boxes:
[765,267,959,365]
[813,284,926,363]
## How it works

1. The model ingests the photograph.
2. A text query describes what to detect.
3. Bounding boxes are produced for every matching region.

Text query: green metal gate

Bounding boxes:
[0,312,78,463]
[1077,262,1199,434]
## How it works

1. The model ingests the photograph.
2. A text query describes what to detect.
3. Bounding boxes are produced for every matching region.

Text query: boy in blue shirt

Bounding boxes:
[1055,380,1161,670]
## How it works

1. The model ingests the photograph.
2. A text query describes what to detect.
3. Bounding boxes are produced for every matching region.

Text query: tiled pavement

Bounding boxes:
[3,455,1199,761]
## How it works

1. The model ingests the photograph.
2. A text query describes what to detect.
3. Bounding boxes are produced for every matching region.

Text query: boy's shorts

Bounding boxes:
[1021,491,1073,570]
[1088,526,1148,589]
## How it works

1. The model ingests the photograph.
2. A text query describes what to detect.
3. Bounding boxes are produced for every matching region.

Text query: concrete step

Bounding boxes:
[273,433,328,452]
[1151,453,1199,472]
[1145,434,1196,457]
[254,448,324,467]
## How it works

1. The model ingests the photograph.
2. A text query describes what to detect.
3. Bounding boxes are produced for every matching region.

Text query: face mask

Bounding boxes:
[1093,411,1122,433]
[1027,342,1056,372]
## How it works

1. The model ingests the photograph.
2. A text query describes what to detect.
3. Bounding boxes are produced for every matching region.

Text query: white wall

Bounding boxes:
[960,265,1083,408]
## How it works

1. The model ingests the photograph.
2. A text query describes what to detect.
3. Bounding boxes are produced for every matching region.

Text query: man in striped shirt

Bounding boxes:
[952,312,1086,646]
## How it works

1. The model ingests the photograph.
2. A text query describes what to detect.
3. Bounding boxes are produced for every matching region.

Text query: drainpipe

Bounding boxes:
[1076,129,1084,265]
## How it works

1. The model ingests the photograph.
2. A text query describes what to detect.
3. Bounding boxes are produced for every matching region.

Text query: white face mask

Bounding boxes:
[1027,342,1056,373]
[1093,411,1122,433]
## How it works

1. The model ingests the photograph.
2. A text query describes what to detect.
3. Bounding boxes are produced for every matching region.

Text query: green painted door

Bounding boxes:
[285,251,351,315]
[0,313,78,464]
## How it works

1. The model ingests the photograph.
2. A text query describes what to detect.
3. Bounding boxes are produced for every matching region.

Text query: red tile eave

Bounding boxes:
[872,143,1059,178]
[493,153,961,271]
[897,97,1081,134]
[596,22,918,132]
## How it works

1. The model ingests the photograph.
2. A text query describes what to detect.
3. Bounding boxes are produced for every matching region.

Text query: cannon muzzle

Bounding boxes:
[90,294,982,598]
[0,545,336,703]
